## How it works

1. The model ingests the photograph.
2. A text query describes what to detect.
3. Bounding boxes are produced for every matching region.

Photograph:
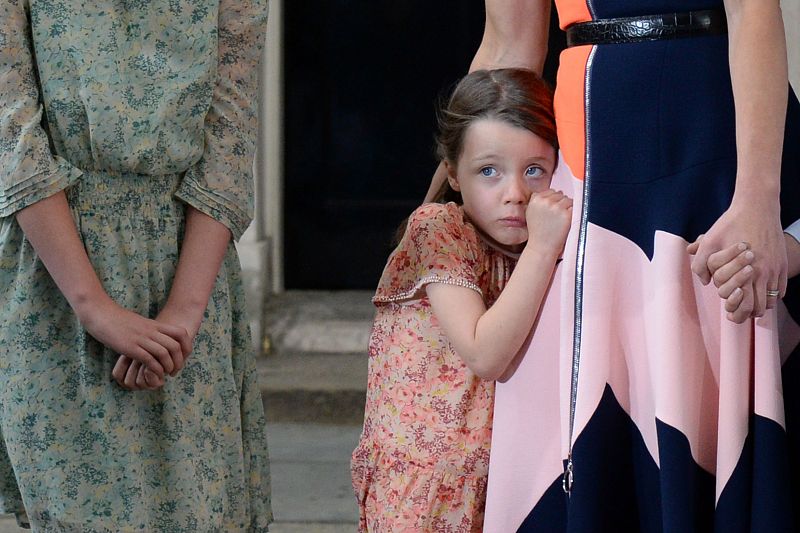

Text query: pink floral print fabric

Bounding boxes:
[352,202,518,532]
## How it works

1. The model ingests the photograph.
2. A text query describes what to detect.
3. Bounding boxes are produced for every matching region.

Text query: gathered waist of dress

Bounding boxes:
[66,168,184,217]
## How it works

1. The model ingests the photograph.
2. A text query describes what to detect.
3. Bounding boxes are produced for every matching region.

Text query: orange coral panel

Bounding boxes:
[554,45,593,181]
[554,0,592,29]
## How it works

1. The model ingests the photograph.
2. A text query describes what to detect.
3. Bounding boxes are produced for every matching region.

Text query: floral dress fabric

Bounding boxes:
[0,0,271,531]
[351,202,517,533]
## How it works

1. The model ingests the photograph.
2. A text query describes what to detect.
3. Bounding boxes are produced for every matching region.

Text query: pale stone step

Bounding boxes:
[264,291,374,355]
[258,352,367,424]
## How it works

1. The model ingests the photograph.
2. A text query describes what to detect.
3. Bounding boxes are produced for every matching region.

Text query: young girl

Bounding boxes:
[350,68,571,532]
[0,0,271,530]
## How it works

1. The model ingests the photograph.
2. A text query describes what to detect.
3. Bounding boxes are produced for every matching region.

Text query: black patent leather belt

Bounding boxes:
[565,8,727,47]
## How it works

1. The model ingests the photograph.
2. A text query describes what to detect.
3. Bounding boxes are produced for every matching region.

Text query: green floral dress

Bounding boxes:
[0,0,272,531]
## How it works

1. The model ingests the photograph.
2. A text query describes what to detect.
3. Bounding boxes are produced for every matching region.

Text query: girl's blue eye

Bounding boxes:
[480,167,497,177]
[525,166,544,178]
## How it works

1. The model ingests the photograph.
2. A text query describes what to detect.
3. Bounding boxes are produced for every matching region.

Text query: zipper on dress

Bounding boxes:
[563,43,597,498]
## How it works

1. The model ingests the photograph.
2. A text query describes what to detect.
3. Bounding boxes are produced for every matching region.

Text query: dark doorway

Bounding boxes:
[284,2,566,289]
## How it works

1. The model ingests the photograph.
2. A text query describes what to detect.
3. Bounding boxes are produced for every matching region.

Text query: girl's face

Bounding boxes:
[447,118,556,253]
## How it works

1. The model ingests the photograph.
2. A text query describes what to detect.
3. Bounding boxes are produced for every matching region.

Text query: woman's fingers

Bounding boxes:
[140,338,175,375]
[112,355,132,389]
[752,274,768,318]
[112,354,164,391]
[124,360,142,390]
[765,287,779,309]
[753,264,783,316]
[143,368,164,388]
[154,331,185,376]
[130,347,165,379]
[136,364,162,390]
[157,323,193,358]
[135,364,148,389]
[765,271,785,310]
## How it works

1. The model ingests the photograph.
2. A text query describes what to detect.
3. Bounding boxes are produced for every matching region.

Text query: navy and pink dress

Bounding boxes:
[484,0,800,531]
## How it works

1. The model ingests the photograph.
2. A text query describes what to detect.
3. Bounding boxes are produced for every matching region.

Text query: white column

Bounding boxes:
[784,0,800,90]
[262,0,284,293]
[236,0,283,355]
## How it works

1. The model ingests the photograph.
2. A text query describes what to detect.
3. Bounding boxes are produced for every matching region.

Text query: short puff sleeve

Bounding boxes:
[373,203,484,304]
[174,0,268,241]
[0,0,82,217]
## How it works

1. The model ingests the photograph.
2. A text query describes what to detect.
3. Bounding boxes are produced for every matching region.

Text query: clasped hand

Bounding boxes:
[525,189,573,254]
[687,199,788,323]
[81,299,198,391]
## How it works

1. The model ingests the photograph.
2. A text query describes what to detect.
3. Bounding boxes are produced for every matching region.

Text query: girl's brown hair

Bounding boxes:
[431,68,557,203]
[395,68,557,242]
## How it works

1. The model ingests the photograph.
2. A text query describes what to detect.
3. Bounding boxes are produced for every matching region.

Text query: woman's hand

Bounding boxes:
[688,197,787,318]
[112,357,163,391]
[111,303,201,390]
[111,207,229,391]
[688,240,756,323]
[81,298,191,381]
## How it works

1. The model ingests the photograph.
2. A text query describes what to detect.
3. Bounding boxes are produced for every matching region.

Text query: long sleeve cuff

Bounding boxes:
[0,156,82,218]
[174,172,252,241]
[786,219,800,245]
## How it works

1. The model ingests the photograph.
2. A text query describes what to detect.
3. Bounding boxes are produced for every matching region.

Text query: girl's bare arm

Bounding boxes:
[427,244,559,381]
[427,191,571,381]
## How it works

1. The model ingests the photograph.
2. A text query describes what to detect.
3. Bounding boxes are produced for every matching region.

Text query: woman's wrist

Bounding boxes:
[732,172,781,205]
[730,188,781,214]
[163,292,208,322]
[73,290,117,329]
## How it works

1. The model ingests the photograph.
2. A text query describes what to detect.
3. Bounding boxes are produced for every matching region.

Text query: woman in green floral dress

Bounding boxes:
[0,0,272,530]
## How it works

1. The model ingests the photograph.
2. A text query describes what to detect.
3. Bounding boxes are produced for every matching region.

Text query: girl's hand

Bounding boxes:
[524,189,573,255]
[688,240,756,323]
[688,197,787,318]
[82,299,190,380]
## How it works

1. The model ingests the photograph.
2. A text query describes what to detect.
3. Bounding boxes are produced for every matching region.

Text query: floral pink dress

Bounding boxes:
[351,202,518,532]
